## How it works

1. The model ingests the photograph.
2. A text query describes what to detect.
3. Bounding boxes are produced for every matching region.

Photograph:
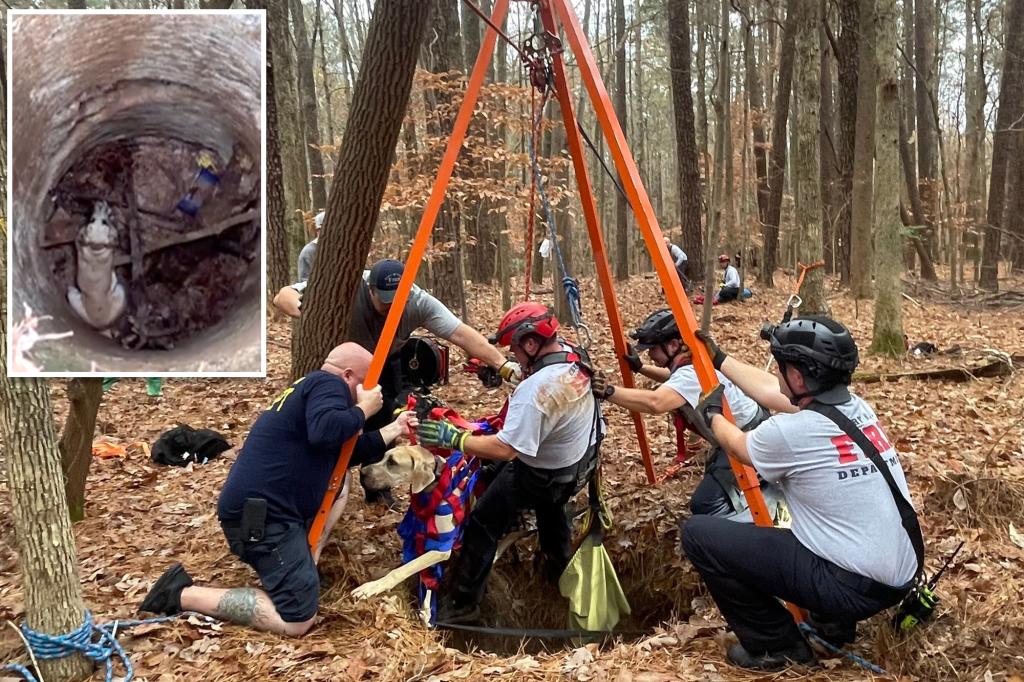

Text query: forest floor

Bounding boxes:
[2,270,1023,681]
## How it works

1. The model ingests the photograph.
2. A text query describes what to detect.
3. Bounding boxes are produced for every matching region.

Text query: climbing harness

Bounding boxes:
[3,611,217,682]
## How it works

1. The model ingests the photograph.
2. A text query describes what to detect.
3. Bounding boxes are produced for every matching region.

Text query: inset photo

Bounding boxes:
[7,9,265,376]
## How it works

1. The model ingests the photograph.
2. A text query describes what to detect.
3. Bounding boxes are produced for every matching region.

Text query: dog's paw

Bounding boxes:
[352,577,392,600]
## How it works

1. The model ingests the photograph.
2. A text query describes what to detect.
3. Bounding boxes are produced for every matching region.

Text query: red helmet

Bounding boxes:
[491,302,560,347]
[718,254,730,263]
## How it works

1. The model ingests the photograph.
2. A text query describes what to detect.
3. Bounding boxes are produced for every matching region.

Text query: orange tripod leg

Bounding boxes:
[549,0,772,526]
[537,5,656,484]
[307,0,512,552]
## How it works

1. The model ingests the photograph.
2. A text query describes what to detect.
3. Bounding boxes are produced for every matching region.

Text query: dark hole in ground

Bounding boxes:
[42,136,259,351]
[437,510,702,656]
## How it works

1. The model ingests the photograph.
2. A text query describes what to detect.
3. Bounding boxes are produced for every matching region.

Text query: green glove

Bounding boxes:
[417,419,469,452]
[695,330,727,370]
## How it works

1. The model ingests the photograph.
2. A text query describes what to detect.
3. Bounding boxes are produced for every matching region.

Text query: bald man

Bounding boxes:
[138,343,418,636]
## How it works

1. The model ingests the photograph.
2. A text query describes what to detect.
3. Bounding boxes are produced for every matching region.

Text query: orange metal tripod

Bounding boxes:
[308,3,787,616]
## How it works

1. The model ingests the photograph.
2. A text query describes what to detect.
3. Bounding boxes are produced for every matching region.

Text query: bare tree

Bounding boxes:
[792,0,827,314]
[292,0,433,376]
[980,0,1024,290]
[668,0,704,281]
[870,0,905,354]
[613,0,629,280]
[59,379,103,522]
[849,0,877,298]
[291,0,329,212]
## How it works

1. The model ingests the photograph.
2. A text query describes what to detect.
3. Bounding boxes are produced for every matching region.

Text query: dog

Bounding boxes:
[352,444,483,625]
[67,201,126,329]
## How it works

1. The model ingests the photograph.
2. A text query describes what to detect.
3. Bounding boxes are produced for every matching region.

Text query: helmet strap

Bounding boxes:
[778,360,812,407]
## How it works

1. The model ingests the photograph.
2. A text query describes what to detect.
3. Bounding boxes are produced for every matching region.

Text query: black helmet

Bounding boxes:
[630,309,682,351]
[761,315,859,398]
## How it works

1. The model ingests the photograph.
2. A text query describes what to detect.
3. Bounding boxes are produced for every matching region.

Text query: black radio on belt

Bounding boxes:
[240,497,267,543]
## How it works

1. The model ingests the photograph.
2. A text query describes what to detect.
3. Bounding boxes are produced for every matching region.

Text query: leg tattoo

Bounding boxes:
[216,588,261,626]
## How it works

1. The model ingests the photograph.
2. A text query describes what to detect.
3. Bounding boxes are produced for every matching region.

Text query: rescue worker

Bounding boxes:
[663,236,690,290]
[416,302,602,624]
[716,254,741,303]
[683,317,921,670]
[592,309,781,519]
[139,343,418,636]
[274,259,520,507]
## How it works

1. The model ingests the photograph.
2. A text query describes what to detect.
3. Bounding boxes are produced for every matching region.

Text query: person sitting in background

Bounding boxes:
[663,236,690,291]
[715,254,741,303]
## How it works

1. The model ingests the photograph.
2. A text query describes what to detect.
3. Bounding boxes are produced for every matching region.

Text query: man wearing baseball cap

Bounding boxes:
[274,258,520,507]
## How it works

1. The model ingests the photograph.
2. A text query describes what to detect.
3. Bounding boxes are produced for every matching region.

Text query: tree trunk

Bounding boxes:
[613,0,628,281]
[849,0,877,298]
[742,1,769,228]
[332,0,360,102]
[265,6,291,296]
[269,0,310,281]
[835,0,858,284]
[870,0,905,355]
[1005,134,1024,271]
[763,3,797,288]
[793,0,827,315]
[981,0,1024,290]
[59,378,103,523]
[421,0,467,314]
[291,0,433,377]
[963,0,986,226]
[291,0,329,213]
[315,0,337,162]
[0,235,91,681]
[668,0,704,282]
[820,10,838,273]
[913,0,938,267]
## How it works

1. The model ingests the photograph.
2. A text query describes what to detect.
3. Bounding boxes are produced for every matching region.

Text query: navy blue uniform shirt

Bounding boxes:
[218,370,386,525]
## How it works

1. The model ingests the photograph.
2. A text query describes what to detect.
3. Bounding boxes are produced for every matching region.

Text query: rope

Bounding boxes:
[523,86,543,300]
[797,622,888,676]
[575,121,628,201]
[526,80,590,347]
[459,0,528,62]
[3,611,216,682]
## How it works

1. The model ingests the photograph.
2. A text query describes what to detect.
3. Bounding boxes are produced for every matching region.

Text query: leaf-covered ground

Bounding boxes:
[2,272,1023,681]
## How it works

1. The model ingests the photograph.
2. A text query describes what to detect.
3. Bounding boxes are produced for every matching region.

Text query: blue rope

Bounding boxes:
[527,86,584,332]
[3,611,214,682]
[798,622,888,675]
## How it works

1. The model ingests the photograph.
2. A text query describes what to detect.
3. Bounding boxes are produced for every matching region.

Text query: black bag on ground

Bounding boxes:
[151,424,231,466]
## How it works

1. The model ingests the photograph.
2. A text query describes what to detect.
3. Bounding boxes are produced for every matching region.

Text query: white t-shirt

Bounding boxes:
[746,395,917,587]
[498,354,599,470]
[722,265,741,289]
[663,365,761,428]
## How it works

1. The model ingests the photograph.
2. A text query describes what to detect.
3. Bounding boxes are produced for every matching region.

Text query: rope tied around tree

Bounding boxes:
[3,611,217,682]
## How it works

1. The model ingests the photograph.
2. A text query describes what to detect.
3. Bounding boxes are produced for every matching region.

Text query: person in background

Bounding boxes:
[715,254,741,303]
[663,236,690,291]
[103,377,163,398]
[297,211,324,282]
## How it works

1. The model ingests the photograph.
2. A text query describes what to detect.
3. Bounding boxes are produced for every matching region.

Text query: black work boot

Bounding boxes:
[726,640,816,671]
[436,594,482,625]
[807,612,858,647]
[139,563,193,615]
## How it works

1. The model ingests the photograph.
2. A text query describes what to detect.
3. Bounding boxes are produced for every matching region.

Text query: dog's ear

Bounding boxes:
[408,447,438,493]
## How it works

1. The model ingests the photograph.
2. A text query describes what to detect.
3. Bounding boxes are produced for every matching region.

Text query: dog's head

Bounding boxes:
[77,201,116,258]
[362,444,439,494]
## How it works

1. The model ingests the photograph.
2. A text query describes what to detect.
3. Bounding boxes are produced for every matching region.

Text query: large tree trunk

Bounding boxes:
[0,233,91,681]
[981,0,1024,290]
[291,0,329,213]
[913,0,938,273]
[613,0,629,281]
[762,3,797,288]
[265,8,291,297]
[269,0,310,281]
[422,0,467,315]
[668,0,704,282]
[820,9,838,273]
[792,0,827,315]
[291,0,433,377]
[870,0,905,355]
[849,0,877,298]
[59,378,103,523]
[835,0,858,284]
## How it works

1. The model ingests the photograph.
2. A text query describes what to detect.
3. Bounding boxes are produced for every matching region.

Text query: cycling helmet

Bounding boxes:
[762,315,859,402]
[630,309,681,350]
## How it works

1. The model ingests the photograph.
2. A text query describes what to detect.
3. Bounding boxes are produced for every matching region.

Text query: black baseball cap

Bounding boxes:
[369,259,404,304]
